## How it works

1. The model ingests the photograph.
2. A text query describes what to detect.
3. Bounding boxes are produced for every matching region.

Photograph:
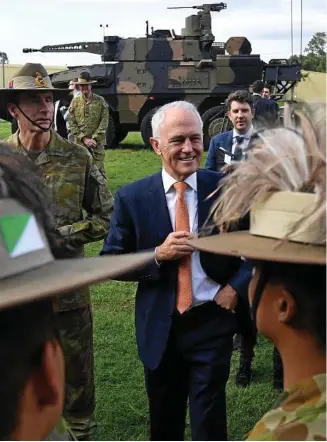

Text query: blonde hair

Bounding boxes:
[210,103,326,245]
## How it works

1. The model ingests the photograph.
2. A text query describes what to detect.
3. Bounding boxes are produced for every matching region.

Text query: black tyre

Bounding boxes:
[140,107,160,149]
[105,113,116,149]
[114,126,128,145]
[202,105,230,150]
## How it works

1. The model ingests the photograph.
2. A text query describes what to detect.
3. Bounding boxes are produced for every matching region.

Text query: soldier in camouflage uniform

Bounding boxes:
[0,63,114,441]
[0,140,151,441]
[190,102,326,440]
[68,71,109,176]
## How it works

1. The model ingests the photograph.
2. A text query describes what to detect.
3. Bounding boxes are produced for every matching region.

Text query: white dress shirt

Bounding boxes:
[161,168,220,307]
[232,125,253,155]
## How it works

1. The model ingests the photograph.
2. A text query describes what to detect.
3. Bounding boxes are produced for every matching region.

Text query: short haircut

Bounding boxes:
[263,83,271,92]
[258,261,326,350]
[0,143,70,439]
[0,300,60,440]
[226,90,253,110]
[151,101,203,138]
[252,80,265,94]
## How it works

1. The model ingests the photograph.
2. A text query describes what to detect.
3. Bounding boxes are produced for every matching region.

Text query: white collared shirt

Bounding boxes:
[161,168,220,307]
[232,125,253,155]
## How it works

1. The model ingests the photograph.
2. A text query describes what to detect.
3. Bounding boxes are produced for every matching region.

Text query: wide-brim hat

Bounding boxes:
[0,198,154,311]
[75,77,97,85]
[0,63,68,122]
[189,191,326,266]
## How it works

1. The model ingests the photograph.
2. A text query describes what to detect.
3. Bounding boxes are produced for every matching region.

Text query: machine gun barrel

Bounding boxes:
[23,42,105,56]
[167,3,227,12]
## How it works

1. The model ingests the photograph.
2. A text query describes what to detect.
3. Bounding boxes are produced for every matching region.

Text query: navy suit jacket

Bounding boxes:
[205,130,233,172]
[253,95,279,126]
[100,170,252,369]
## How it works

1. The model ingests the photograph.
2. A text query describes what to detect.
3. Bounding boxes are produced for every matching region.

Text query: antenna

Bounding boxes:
[100,24,109,38]
[290,0,294,58]
[300,0,303,65]
[100,24,108,64]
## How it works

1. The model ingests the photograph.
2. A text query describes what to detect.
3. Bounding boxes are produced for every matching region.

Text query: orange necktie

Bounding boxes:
[174,182,193,314]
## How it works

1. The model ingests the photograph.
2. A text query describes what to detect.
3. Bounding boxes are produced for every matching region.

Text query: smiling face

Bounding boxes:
[228,100,255,134]
[150,107,203,181]
[8,91,54,132]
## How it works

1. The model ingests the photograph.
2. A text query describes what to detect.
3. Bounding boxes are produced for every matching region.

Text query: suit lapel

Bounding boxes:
[224,131,233,152]
[147,172,173,240]
[197,171,217,229]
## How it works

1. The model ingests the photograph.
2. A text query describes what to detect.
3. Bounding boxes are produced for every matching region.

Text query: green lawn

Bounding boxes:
[0,122,279,440]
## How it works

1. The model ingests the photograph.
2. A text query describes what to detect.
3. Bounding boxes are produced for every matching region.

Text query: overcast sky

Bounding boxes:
[1,0,326,67]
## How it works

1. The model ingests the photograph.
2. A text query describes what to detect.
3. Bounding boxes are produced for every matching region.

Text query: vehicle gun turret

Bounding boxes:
[21,2,301,150]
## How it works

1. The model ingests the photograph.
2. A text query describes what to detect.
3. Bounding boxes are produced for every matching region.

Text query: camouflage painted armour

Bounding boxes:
[5,129,114,440]
[247,373,326,441]
[68,93,109,175]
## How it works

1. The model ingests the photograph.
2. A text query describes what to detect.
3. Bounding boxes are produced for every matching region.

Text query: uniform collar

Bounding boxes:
[9,130,67,162]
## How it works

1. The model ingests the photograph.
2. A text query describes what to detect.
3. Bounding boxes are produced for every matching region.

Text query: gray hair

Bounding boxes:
[151,101,203,138]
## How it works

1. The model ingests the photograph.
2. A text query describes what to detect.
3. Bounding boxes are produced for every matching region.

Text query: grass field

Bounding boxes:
[0,122,279,440]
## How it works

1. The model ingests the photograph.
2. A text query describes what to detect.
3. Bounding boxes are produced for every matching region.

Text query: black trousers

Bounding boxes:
[144,302,234,441]
[239,328,284,384]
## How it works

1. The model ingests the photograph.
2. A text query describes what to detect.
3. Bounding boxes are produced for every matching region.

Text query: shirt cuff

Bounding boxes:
[154,247,162,267]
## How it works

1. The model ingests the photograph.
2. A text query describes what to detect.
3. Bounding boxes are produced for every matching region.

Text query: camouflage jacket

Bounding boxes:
[247,373,326,441]
[5,130,114,310]
[68,93,109,146]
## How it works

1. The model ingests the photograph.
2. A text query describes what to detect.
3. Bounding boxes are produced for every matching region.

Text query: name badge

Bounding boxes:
[224,154,231,165]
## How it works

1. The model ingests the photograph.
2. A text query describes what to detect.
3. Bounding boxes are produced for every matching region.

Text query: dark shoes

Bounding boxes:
[236,361,252,388]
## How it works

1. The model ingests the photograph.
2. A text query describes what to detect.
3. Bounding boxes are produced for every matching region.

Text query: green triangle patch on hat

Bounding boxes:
[0,198,155,312]
[0,212,45,258]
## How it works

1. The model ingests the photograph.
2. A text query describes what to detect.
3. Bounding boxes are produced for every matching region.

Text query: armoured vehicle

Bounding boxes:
[23,3,301,149]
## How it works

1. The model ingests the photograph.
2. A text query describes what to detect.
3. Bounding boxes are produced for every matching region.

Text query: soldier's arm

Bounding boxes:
[58,157,114,246]
[68,100,87,143]
[92,99,109,145]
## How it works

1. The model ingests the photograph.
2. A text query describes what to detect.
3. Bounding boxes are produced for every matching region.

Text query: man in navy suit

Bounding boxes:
[252,80,279,128]
[205,90,255,172]
[101,101,252,441]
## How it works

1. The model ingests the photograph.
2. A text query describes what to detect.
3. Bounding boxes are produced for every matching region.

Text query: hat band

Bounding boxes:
[9,75,54,90]
[78,79,91,84]
[250,191,321,245]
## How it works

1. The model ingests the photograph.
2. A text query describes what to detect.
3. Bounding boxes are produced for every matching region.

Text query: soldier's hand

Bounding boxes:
[83,137,96,148]
[214,285,238,312]
[156,231,194,262]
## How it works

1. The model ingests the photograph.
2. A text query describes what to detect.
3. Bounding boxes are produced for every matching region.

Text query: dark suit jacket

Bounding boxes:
[205,130,233,172]
[100,170,252,369]
[253,94,279,127]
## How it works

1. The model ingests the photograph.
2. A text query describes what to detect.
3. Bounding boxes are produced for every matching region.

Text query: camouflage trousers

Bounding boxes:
[91,144,106,178]
[57,306,96,441]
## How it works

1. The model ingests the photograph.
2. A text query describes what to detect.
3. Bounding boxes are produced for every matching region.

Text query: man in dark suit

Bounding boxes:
[205,90,255,172]
[252,80,279,128]
[101,101,252,441]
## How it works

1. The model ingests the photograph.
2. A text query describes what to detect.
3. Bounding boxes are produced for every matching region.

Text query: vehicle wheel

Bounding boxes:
[114,126,128,145]
[105,113,116,149]
[202,105,229,150]
[140,107,160,149]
